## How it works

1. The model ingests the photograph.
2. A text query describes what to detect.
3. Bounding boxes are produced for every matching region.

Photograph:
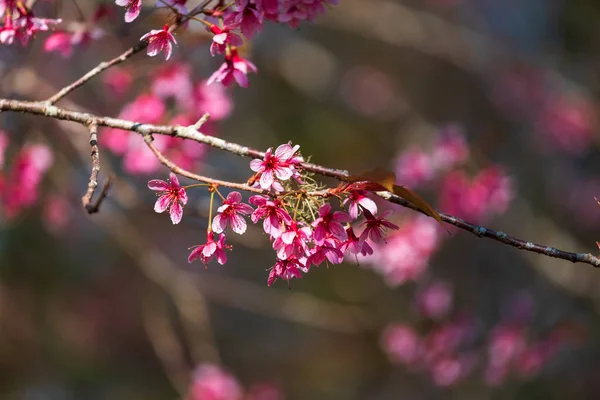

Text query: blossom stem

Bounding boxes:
[184,183,211,190]
[208,190,215,232]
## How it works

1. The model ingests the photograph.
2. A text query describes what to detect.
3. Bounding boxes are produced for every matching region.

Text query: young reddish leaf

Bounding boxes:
[348,168,442,223]
[393,185,443,223]
[348,167,395,192]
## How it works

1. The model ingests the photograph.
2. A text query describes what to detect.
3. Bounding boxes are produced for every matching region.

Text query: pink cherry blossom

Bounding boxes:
[115,0,142,22]
[212,191,254,235]
[224,2,263,39]
[248,195,292,238]
[341,227,373,257]
[273,221,312,260]
[188,232,230,265]
[267,256,307,286]
[343,190,377,219]
[249,142,302,192]
[147,173,188,224]
[140,25,177,60]
[209,25,243,56]
[312,203,351,244]
[359,209,399,243]
[307,237,344,267]
[207,48,257,88]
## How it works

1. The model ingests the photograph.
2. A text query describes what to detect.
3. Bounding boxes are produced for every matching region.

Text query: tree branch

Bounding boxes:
[81,122,112,213]
[0,98,598,268]
[44,3,209,105]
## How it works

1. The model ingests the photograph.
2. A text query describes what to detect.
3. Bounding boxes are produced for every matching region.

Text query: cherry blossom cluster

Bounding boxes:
[148,142,402,286]
[187,364,283,400]
[116,0,338,88]
[103,62,232,174]
[381,290,583,387]
[0,0,61,45]
[0,130,54,219]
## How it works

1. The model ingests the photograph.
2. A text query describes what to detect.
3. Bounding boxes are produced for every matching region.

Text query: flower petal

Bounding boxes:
[148,179,170,191]
[170,201,183,224]
[154,195,171,213]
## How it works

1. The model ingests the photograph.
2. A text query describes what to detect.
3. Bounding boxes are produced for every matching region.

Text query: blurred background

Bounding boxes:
[1,0,600,398]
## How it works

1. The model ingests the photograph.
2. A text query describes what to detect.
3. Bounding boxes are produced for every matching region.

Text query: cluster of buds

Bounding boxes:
[148,142,401,286]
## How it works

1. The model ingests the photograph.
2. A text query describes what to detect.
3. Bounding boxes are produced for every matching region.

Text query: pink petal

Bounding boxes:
[148,179,170,191]
[202,242,217,257]
[259,170,274,190]
[227,191,242,203]
[230,214,247,235]
[170,201,183,224]
[154,195,171,213]
[169,173,180,188]
[249,159,264,172]
[211,214,226,233]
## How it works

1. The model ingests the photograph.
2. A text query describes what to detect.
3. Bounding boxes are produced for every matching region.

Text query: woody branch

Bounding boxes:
[0,97,598,268]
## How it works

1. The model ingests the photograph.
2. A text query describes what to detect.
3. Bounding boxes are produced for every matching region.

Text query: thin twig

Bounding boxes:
[144,135,265,194]
[81,122,112,213]
[0,98,598,268]
[44,3,209,105]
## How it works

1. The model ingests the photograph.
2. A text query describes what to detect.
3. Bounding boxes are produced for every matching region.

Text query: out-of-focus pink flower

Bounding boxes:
[187,364,243,400]
[249,142,302,192]
[212,191,254,235]
[415,281,453,320]
[381,324,421,365]
[3,143,54,218]
[115,0,142,22]
[103,67,133,98]
[140,25,177,60]
[188,232,230,266]
[395,148,434,188]
[208,48,257,88]
[431,358,462,387]
[43,31,73,57]
[152,63,192,103]
[42,194,70,232]
[431,125,469,171]
[148,173,188,224]
[487,324,526,368]
[536,94,595,155]
[195,81,233,120]
[440,167,513,223]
